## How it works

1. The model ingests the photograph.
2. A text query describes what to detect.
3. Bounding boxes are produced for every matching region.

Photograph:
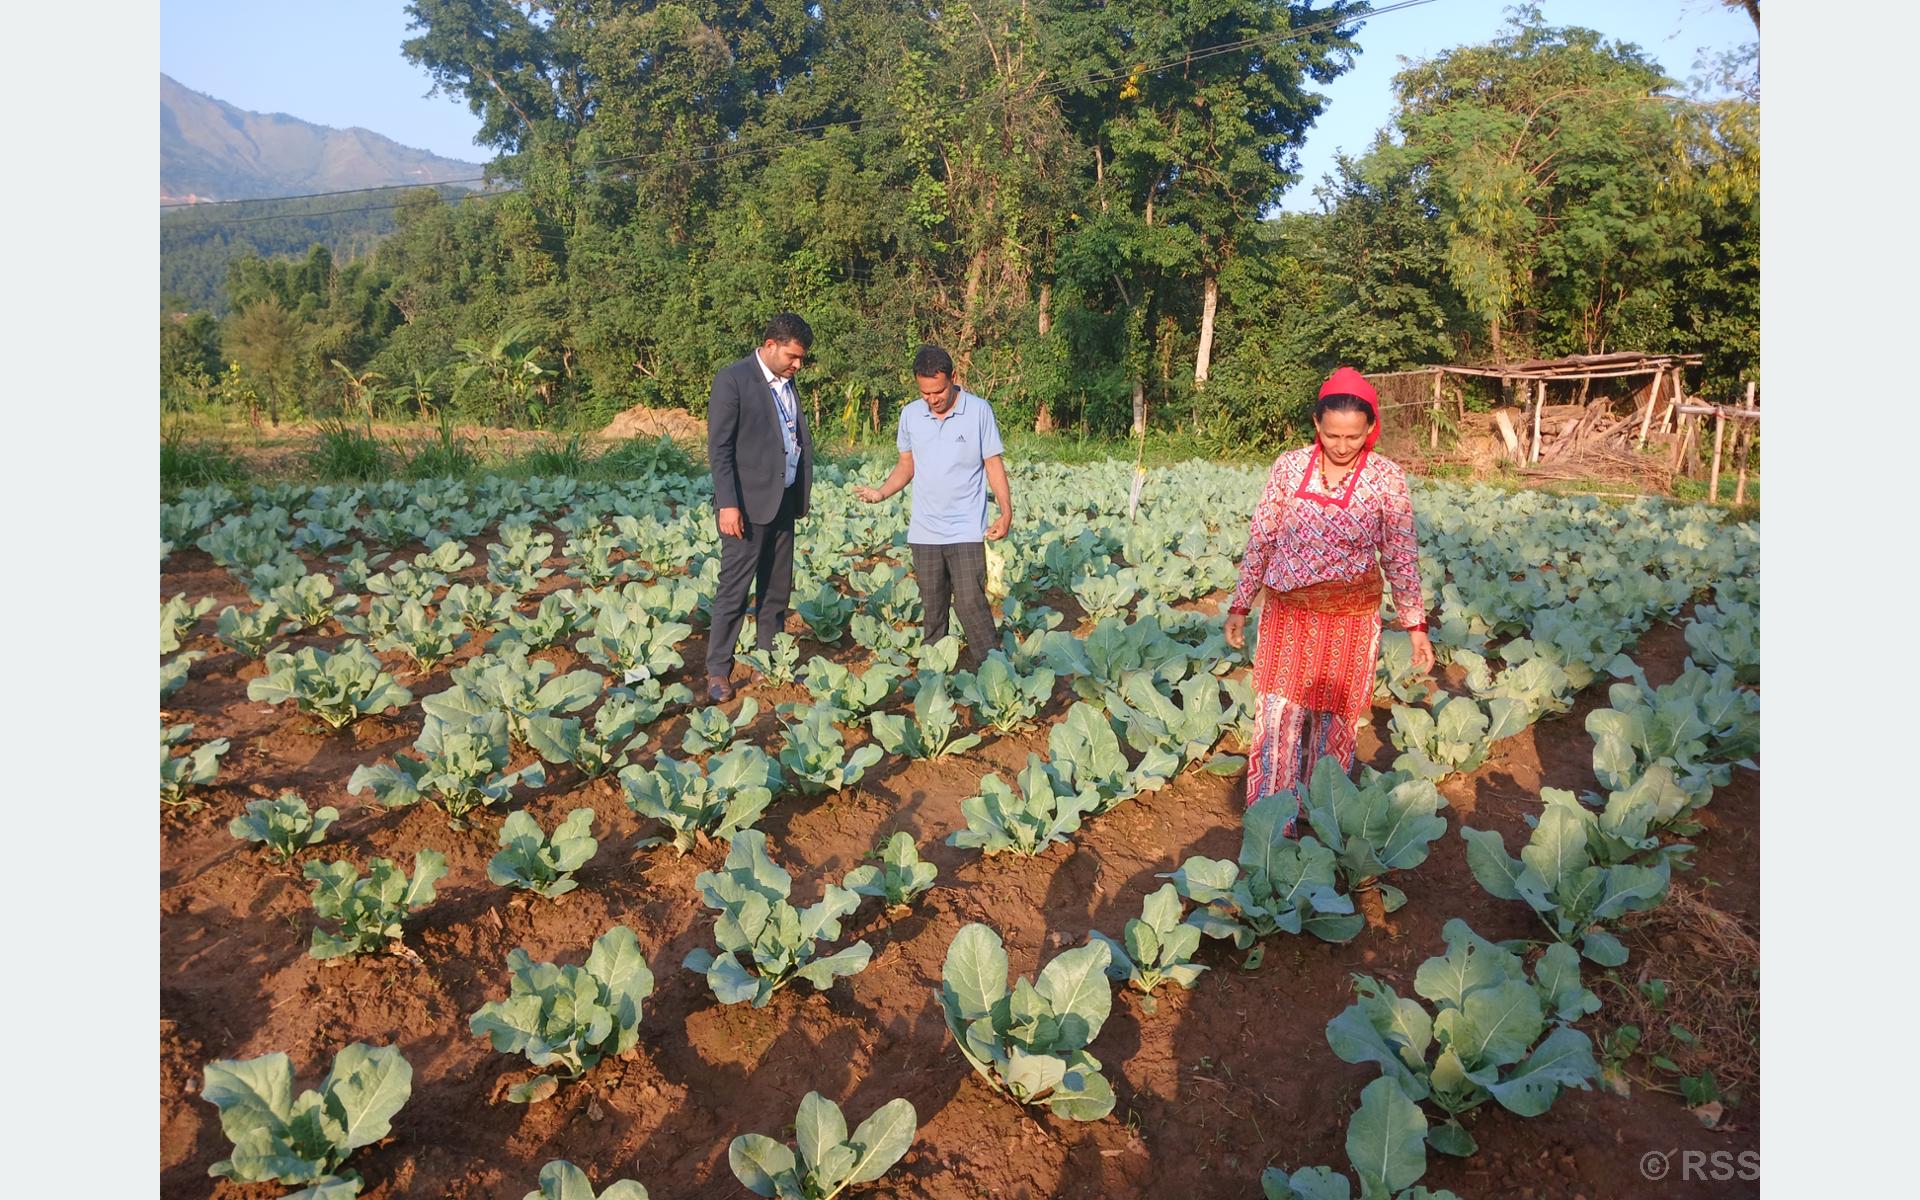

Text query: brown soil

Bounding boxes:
[160,563,1758,1199]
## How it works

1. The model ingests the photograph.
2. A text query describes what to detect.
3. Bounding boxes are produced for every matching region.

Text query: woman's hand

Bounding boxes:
[1408,629,1435,674]
[1224,612,1246,650]
[853,486,883,503]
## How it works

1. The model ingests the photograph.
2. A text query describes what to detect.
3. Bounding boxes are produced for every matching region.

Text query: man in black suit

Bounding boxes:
[704,312,814,702]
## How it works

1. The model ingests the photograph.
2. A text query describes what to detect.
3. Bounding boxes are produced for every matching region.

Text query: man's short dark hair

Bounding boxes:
[912,344,954,379]
[762,312,814,350]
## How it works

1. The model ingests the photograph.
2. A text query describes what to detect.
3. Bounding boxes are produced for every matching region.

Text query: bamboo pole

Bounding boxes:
[1708,404,1728,501]
[1429,368,1442,449]
[1734,382,1757,505]
[1530,379,1545,463]
[1637,370,1664,447]
[1673,403,1761,420]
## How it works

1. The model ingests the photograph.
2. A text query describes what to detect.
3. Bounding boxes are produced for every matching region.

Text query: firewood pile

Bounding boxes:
[1495,396,1678,489]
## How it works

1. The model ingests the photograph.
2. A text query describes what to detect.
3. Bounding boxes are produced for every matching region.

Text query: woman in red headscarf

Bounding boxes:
[1222,367,1434,834]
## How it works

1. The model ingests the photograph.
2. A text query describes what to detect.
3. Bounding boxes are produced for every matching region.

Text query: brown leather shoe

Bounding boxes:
[707,678,734,703]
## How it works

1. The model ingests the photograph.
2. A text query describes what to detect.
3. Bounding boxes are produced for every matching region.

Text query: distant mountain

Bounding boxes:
[161,73,486,204]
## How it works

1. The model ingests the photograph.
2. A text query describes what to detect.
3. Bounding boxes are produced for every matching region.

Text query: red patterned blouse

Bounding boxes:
[1226,445,1426,625]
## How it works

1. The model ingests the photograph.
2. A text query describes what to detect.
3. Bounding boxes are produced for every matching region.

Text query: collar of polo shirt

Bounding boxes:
[927,386,967,419]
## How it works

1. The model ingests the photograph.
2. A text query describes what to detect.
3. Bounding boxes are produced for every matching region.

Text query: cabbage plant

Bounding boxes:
[521,1160,649,1200]
[1460,803,1673,966]
[1295,758,1449,913]
[442,582,521,635]
[303,851,446,959]
[869,676,982,759]
[160,592,215,653]
[793,585,855,644]
[682,698,760,755]
[954,654,1054,733]
[844,831,937,910]
[938,923,1116,1120]
[791,657,905,723]
[741,631,804,683]
[202,1042,412,1199]
[576,603,693,679]
[247,642,413,729]
[265,572,359,632]
[948,754,1096,857]
[488,808,599,899]
[161,723,230,809]
[1161,791,1362,950]
[526,683,690,778]
[375,599,470,670]
[217,601,292,658]
[422,644,604,744]
[776,708,883,795]
[490,590,586,651]
[1325,918,1601,1155]
[162,650,203,701]
[1106,669,1238,769]
[347,712,546,828]
[730,1092,917,1200]
[469,925,656,1102]
[1087,883,1207,995]
[229,791,338,861]
[621,746,778,852]
[682,831,872,1007]
[1260,1077,1462,1200]
[1388,694,1526,780]
[1045,702,1174,812]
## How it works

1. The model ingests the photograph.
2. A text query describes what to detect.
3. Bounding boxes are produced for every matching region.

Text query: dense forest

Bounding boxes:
[159,1,1758,450]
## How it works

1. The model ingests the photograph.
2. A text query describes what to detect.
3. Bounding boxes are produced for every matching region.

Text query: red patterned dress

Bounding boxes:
[1227,444,1425,829]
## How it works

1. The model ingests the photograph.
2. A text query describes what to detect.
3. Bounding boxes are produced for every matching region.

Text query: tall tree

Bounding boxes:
[1382,13,1684,360]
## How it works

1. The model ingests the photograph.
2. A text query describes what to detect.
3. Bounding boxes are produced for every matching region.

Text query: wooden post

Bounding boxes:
[1493,410,1522,461]
[1429,369,1442,449]
[1529,379,1544,464]
[1708,403,1728,501]
[1734,381,1757,505]
[1637,370,1664,447]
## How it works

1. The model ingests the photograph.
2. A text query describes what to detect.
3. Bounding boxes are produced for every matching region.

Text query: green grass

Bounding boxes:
[160,430,249,494]
[307,419,390,481]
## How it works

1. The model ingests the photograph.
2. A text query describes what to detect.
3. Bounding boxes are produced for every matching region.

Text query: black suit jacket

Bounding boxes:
[708,352,813,524]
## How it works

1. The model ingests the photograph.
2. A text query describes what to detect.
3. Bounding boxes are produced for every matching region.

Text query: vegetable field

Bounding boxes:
[159,458,1759,1199]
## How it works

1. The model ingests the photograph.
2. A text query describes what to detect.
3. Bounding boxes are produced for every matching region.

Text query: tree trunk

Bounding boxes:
[1034,283,1055,433]
[1429,369,1442,449]
[1131,377,1146,438]
[1193,274,1218,392]
[1490,312,1504,364]
[955,243,991,376]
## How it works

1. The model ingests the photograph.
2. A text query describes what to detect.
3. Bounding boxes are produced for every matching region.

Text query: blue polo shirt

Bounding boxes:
[897,387,1005,544]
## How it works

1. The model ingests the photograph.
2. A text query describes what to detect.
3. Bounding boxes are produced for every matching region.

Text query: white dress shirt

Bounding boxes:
[756,352,801,488]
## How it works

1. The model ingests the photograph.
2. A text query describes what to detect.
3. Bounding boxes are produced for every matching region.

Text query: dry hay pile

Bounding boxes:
[1599,880,1759,1120]
[599,404,708,443]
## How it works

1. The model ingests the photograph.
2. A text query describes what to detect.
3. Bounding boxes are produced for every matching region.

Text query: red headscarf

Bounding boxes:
[1318,366,1381,451]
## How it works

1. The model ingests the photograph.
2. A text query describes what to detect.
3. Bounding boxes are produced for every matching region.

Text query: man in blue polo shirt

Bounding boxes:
[854,344,1012,669]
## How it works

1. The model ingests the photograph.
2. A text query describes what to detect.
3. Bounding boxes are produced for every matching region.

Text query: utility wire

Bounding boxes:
[163,0,1425,227]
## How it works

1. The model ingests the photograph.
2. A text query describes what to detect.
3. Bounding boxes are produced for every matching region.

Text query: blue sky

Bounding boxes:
[160,0,1757,202]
